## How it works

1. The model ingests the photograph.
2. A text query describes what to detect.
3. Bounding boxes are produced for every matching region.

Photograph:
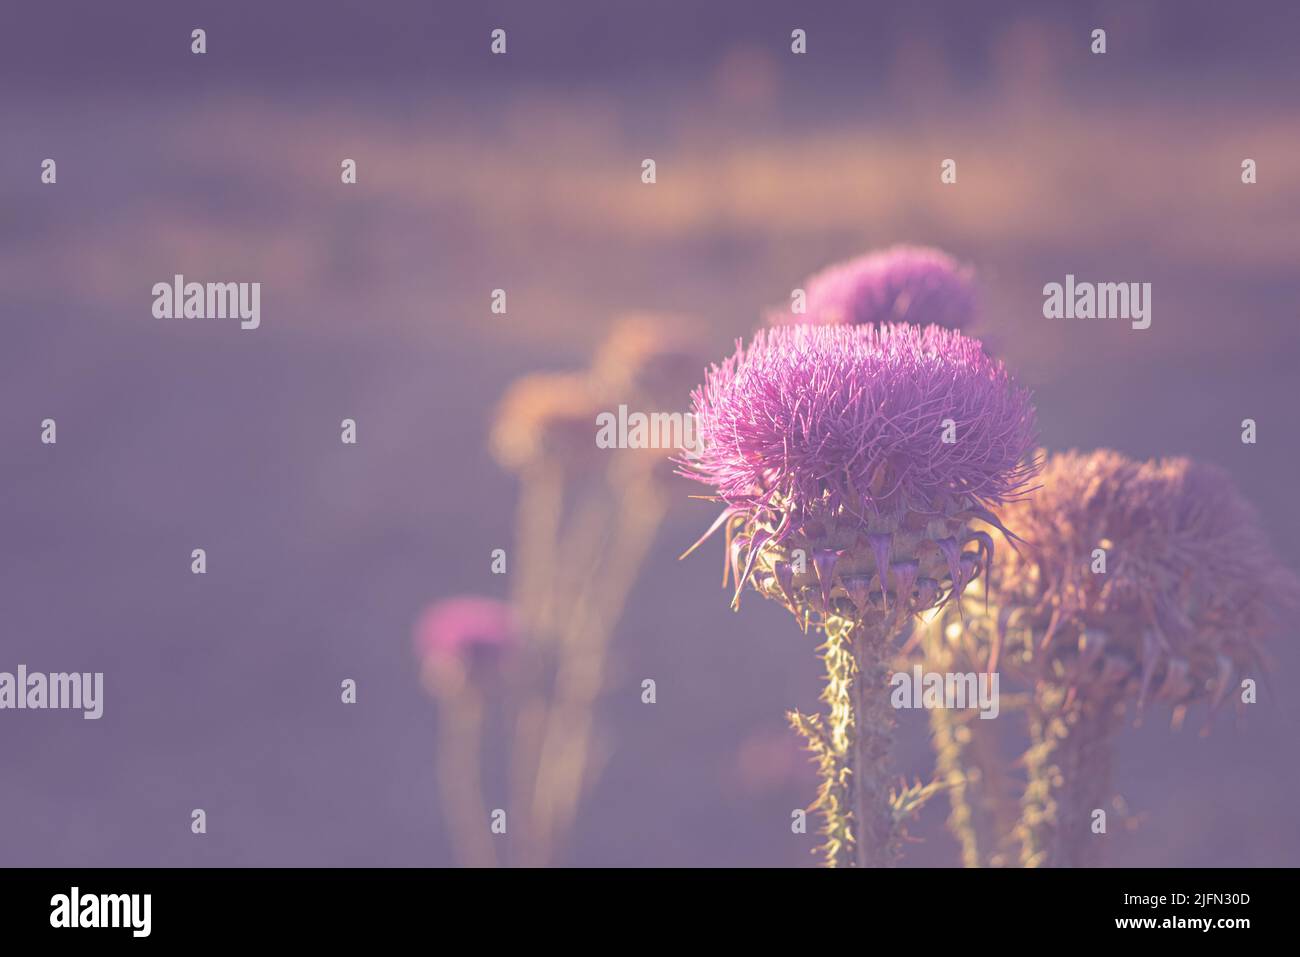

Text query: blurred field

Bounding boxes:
[2,0,1299,866]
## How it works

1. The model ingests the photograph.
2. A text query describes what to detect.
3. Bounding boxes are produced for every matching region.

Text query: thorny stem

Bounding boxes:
[849,619,897,867]
[804,614,897,867]
[1018,689,1120,868]
[812,621,855,866]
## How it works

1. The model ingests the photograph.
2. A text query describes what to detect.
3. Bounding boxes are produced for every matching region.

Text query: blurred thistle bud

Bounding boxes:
[587,314,710,479]
[588,313,707,412]
[489,371,604,472]
[771,245,977,331]
[414,596,519,697]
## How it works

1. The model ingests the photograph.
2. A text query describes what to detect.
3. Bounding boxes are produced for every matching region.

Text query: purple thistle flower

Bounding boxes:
[686,323,1034,515]
[772,245,977,330]
[679,321,1036,868]
[680,322,1037,623]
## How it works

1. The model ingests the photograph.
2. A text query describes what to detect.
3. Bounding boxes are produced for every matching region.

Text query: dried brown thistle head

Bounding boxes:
[972,449,1298,720]
[490,371,604,473]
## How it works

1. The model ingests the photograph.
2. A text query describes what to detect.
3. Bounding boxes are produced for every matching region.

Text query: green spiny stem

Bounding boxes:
[848,617,898,867]
[807,621,856,867]
[795,614,898,867]
[1018,689,1119,868]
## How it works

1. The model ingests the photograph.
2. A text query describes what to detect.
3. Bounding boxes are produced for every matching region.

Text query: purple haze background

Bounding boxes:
[2,0,1299,865]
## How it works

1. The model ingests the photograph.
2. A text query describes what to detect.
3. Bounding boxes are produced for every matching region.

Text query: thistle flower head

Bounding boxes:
[414,596,518,693]
[680,323,1038,627]
[490,372,603,472]
[686,324,1034,512]
[772,245,977,330]
[984,450,1298,714]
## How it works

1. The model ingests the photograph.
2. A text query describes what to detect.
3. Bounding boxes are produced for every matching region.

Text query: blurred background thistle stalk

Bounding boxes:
[919,603,1019,867]
[505,459,567,857]
[929,703,980,868]
[492,316,703,867]
[503,452,637,868]
[436,687,497,868]
[1018,688,1120,868]
[513,460,565,637]
[525,471,667,866]
[917,613,979,866]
